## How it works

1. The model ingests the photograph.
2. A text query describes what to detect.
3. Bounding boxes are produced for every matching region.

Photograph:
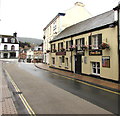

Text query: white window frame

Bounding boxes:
[92,35,98,49]
[92,62,100,75]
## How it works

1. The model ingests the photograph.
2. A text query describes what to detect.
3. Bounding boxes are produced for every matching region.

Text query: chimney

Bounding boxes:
[74,2,85,7]
[13,32,17,37]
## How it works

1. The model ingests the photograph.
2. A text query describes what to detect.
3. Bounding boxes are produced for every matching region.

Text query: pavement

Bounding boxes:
[35,63,120,92]
[0,62,17,115]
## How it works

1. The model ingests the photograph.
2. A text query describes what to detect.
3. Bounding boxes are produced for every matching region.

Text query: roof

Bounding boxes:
[17,37,43,45]
[43,13,65,31]
[50,10,115,43]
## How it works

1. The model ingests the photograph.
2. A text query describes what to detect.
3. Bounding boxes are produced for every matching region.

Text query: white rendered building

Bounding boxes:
[43,2,92,64]
[0,33,19,62]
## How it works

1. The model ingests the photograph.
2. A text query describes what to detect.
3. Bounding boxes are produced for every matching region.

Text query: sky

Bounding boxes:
[0,0,119,39]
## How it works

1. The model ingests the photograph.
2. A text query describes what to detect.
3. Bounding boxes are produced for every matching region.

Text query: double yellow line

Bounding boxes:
[52,73,120,95]
[4,69,36,116]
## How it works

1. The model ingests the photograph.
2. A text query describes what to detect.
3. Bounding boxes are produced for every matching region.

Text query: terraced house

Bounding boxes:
[49,9,120,83]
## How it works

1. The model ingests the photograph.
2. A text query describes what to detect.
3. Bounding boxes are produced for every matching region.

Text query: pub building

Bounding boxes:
[49,9,120,83]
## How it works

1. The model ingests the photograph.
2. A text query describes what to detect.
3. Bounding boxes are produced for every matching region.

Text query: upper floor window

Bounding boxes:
[4,38,8,42]
[89,34,102,50]
[51,44,56,52]
[11,45,15,51]
[11,38,15,43]
[4,45,7,50]
[75,38,84,50]
[58,42,64,51]
[53,21,57,32]
[66,40,73,50]
[2,38,4,43]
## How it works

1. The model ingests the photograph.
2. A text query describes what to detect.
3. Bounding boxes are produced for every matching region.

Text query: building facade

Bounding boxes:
[43,2,92,64]
[49,10,120,82]
[0,33,19,62]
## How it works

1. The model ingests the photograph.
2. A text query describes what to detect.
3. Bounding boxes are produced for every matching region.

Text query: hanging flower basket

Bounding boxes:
[81,45,88,50]
[60,48,65,52]
[69,46,76,51]
[99,43,110,49]
[46,50,50,53]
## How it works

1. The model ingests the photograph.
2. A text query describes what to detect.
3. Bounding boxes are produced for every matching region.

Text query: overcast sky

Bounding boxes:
[0,0,119,39]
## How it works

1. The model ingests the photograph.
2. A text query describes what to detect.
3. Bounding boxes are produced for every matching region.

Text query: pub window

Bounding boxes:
[89,34,102,50]
[51,44,56,52]
[66,41,69,50]
[75,38,84,50]
[58,42,64,51]
[92,62,100,75]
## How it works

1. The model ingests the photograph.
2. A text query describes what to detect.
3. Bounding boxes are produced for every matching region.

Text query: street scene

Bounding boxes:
[0,0,120,115]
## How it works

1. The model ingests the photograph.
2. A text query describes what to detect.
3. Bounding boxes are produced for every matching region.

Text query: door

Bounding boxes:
[75,55,82,74]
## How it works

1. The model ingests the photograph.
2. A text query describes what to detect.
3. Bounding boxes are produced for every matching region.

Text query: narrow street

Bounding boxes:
[2,62,119,115]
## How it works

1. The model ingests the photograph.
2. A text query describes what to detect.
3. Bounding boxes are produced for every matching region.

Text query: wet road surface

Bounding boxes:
[17,63,119,115]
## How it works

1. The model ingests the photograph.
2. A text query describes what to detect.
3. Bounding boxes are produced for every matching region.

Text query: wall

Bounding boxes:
[50,26,119,81]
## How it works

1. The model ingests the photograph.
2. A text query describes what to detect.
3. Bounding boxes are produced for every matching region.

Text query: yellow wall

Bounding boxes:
[50,26,119,81]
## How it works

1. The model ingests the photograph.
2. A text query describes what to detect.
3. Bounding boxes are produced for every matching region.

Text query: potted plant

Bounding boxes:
[61,47,65,52]
[81,45,88,50]
[69,46,75,51]
[99,43,110,49]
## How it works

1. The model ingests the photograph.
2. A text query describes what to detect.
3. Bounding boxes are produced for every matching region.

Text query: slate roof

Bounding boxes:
[50,10,115,43]
[17,37,43,45]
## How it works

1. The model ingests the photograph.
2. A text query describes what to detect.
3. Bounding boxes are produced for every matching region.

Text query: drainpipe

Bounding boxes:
[71,36,72,72]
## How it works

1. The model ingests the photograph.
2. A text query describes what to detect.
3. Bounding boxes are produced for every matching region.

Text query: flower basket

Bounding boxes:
[53,49,57,52]
[69,46,76,51]
[61,48,65,52]
[46,50,50,53]
[99,43,110,49]
[81,45,88,50]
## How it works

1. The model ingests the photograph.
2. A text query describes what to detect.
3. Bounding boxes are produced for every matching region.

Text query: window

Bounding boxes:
[11,45,15,51]
[65,58,69,67]
[58,42,64,51]
[66,40,73,50]
[75,38,84,50]
[4,45,7,50]
[52,57,55,65]
[53,21,57,32]
[51,44,56,52]
[92,62,100,75]
[11,38,15,43]
[89,34,102,50]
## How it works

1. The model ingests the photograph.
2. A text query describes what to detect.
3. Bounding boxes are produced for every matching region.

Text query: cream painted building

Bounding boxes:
[49,10,120,82]
[43,2,92,64]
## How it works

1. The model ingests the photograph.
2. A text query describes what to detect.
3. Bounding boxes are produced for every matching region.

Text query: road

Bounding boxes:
[2,62,119,115]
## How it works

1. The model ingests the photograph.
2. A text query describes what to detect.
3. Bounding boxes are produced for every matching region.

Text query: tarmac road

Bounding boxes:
[3,62,116,114]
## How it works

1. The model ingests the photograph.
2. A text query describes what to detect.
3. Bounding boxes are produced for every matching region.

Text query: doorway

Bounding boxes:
[75,55,82,74]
